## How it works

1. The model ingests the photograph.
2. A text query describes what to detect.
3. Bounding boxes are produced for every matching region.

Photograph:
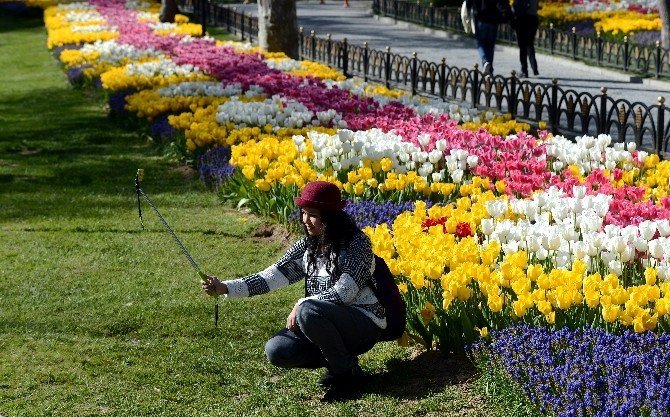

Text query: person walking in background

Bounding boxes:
[466,0,513,76]
[513,0,539,77]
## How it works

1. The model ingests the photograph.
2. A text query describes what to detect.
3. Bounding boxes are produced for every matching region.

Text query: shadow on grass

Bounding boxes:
[0,4,43,31]
[0,86,119,142]
[0,84,203,224]
[362,350,479,400]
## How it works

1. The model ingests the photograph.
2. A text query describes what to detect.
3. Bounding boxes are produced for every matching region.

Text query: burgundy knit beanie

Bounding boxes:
[295,181,346,211]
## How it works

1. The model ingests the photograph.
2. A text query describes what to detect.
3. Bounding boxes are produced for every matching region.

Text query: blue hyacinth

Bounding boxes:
[149,115,176,141]
[197,146,235,188]
[344,200,431,229]
[478,325,670,417]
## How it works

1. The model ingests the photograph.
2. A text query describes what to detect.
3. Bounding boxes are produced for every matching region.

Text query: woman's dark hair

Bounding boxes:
[301,208,360,279]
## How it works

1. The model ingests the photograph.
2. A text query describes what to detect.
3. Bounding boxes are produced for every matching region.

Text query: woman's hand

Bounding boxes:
[286,303,300,332]
[201,275,228,296]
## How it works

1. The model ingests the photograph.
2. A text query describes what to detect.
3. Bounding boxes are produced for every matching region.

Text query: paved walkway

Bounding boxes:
[233,0,669,106]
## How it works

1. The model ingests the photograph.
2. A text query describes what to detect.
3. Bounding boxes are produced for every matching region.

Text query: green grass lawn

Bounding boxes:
[0,9,537,417]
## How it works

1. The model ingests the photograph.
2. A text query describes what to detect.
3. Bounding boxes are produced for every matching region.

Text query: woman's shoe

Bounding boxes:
[483,62,493,76]
[317,369,336,388]
[320,364,364,402]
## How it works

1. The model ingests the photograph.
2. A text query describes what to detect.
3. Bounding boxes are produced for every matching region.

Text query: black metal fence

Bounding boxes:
[184,0,258,41]
[184,1,670,158]
[372,0,670,80]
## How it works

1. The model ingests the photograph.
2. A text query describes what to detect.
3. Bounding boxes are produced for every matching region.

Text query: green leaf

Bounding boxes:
[236,198,249,209]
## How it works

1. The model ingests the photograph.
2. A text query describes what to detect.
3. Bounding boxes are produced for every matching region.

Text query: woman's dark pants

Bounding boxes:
[264,299,380,375]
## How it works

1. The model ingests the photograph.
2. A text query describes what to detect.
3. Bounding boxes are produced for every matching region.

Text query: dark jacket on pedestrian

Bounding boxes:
[513,0,538,18]
[468,0,513,24]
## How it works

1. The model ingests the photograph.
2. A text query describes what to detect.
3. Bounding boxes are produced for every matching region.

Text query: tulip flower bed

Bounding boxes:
[539,0,661,42]
[36,0,670,413]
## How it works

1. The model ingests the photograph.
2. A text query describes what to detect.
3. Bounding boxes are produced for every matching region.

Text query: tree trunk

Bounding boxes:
[258,0,299,59]
[159,0,178,23]
[661,0,670,49]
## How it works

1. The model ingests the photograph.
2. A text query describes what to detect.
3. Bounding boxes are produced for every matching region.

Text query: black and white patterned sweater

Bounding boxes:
[224,232,387,329]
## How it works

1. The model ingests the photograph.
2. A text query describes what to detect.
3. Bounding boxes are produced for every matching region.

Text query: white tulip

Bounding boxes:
[428,150,443,164]
[554,251,570,268]
[619,245,635,262]
[658,265,670,281]
[649,240,665,260]
[502,241,519,255]
[526,235,541,253]
[572,241,587,259]
[632,237,648,253]
[657,220,670,237]
[572,186,586,199]
[544,233,562,251]
[418,134,431,148]
[481,218,494,236]
[486,201,507,218]
[608,260,623,276]
[638,220,657,241]
[451,169,464,184]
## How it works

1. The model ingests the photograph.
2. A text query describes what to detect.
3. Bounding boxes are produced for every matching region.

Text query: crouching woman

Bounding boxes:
[201,181,386,402]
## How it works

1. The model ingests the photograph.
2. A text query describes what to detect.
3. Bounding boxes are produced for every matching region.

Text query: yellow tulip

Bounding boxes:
[513,300,528,317]
[645,267,658,286]
[487,294,504,312]
[602,304,621,323]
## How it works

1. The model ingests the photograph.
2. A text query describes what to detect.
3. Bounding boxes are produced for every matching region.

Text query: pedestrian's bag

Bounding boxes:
[461,0,476,34]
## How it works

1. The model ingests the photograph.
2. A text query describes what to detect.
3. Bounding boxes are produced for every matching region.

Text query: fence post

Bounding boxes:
[550,79,558,133]
[471,64,479,106]
[656,96,666,155]
[550,23,555,55]
[510,71,517,119]
[199,0,208,36]
[299,27,304,60]
[310,30,316,61]
[363,42,369,82]
[655,41,662,79]
[393,0,398,22]
[326,34,332,65]
[429,2,434,27]
[342,38,349,78]
[623,36,630,72]
[596,31,602,66]
[233,7,240,35]
[385,46,391,88]
[411,52,418,96]
[439,57,446,100]
[599,87,608,134]
[571,27,577,60]
[240,10,245,41]
[225,5,231,33]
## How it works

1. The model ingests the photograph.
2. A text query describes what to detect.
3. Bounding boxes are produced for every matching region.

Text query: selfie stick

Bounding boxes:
[134,169,219,327]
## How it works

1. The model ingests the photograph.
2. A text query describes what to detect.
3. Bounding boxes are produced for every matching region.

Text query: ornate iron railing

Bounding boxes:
[186,0,258,41]
[181,2,670,158]
[372,0,670,79]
